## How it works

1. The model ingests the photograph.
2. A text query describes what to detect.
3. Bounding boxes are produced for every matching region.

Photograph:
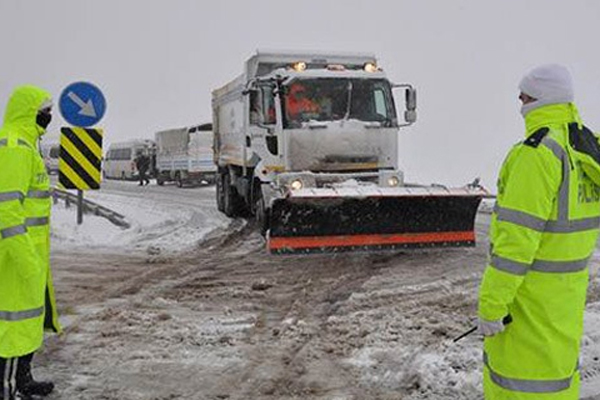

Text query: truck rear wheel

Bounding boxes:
[223,172,241,217]
[216,172,225,212]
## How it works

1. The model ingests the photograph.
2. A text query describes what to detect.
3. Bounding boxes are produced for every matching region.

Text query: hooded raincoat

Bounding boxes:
[0,85,61,359]
[479,102,600,399]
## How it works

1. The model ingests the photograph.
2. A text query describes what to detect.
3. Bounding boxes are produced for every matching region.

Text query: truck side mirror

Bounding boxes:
[405,88,416,111]
[392,84,417,126]
[404,87,417,123]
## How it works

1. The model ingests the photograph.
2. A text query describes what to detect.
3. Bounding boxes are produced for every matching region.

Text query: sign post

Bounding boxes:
[77,190,84,225]
[58,81,107,225]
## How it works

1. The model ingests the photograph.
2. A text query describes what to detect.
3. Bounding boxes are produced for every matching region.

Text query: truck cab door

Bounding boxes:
[247,85,279,161]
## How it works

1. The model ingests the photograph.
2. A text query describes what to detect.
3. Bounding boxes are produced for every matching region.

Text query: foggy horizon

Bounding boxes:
[2,0,599,190]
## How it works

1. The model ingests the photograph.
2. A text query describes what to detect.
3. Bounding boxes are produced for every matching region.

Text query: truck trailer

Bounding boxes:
[212,50,486,254]
[155,123,216,187]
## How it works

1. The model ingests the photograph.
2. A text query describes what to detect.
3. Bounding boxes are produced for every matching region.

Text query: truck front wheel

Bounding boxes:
[254,188,269,236]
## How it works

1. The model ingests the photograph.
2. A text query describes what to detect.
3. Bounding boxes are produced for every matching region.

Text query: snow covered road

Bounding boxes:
[39,180,600,399]
[51,179,232,255]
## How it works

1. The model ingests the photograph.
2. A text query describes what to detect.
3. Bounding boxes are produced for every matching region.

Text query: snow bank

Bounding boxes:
[50,190,229,255]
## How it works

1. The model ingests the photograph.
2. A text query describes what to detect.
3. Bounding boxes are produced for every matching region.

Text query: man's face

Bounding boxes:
[290,85,307,100]
[293,90,305,100]
[36,107,53,131]
[519,92,536,105]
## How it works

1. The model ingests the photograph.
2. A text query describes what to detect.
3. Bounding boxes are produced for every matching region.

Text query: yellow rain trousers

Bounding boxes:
[0,85,61,358]
[479,103,600,399]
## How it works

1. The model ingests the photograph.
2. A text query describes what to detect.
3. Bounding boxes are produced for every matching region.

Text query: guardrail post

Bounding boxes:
[77,190,84,225]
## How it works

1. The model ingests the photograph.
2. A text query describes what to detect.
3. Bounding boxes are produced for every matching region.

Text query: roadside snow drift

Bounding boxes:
[50,189,230,255]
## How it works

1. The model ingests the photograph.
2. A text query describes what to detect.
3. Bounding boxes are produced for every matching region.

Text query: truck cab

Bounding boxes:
[212,51,415,214]
[246,70,403,174]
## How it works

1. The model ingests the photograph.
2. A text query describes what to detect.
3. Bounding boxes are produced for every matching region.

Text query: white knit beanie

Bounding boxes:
[519,64,574,116]
[38,98,53,112]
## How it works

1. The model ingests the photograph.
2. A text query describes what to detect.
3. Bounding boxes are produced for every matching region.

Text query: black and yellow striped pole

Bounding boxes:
[58,127,103,224]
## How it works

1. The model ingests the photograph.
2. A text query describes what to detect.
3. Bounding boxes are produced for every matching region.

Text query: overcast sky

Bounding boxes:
[1,0,599,189]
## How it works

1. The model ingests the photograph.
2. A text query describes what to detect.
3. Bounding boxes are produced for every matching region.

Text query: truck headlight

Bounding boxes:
[387,176,400,187]
[290,179,304,191]
[364,62,378,73]
[379,171,403,187]
[292,62,307,72]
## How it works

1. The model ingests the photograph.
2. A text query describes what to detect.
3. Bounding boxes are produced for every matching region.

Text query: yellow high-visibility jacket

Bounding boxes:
[479,103,600,399]
[0,85,61,358]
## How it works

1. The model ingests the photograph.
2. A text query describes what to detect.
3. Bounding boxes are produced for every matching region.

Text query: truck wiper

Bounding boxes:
[343,81,353,121]
[307,121,328,129]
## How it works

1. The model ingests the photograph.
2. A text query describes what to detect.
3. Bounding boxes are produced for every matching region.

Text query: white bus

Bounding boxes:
[103,140,154,180]
[40,142,60,175]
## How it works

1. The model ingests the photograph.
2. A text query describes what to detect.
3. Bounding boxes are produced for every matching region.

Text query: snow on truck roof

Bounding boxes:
[247,49,378,78]
[250,49,376,66]
[213,50,383,98]
[272,68,388,81]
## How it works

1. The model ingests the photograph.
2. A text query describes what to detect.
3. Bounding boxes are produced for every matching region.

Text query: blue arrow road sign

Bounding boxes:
[59,82,106,127]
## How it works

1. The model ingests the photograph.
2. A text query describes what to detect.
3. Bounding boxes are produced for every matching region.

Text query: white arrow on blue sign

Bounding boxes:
[59,82,106,127]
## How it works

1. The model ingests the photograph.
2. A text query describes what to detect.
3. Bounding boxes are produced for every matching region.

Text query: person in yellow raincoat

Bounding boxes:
[478,64,600,399]
[0,86,61,400]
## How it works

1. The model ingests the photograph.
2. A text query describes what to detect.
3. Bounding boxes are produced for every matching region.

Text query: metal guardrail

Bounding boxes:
[51,188,131,229]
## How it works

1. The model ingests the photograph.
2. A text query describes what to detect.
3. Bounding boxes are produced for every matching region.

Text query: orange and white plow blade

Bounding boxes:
[266,185,485,254]
[269,231,476,253]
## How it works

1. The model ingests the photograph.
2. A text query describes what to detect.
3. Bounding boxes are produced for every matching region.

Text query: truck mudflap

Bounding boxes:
[266,186,485,254]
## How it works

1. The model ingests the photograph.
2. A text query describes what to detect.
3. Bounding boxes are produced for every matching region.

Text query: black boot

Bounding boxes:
[15,354,54,397]
[18,379,54,397]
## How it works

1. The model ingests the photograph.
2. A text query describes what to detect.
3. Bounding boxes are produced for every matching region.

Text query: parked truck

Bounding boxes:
[154,123,216,187]
[212,50,486,254]
[40,141,60,175]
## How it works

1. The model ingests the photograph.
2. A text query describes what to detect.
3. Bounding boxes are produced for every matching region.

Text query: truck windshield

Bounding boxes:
[283,78,396,128]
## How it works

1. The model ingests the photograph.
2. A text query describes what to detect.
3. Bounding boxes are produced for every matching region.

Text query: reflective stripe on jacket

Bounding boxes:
[0,86,61,359]
[478,103,600,399]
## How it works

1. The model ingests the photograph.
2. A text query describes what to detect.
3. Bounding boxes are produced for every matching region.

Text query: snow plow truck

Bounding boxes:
[212,50,486,254]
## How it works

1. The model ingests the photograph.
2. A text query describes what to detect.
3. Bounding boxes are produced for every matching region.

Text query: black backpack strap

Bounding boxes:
[523,127,549,148]
[569,122,600,164]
